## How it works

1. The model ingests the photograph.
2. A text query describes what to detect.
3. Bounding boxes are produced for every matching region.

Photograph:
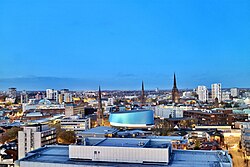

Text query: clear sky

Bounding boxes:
[0,0,250,90]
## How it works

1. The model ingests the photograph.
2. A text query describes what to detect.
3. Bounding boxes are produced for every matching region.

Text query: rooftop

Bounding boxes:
[17,145,232,167]
[79,138,170,148]
[81,126,119,135]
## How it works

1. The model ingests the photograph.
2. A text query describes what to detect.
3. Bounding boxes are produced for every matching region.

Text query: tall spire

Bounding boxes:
[141,81,145,106]
[172,73,180,104]
[173,73,177,89]
[97,86,103,125]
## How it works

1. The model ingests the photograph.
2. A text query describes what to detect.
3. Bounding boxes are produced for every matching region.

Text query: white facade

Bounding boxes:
[230,88,239,97]
[222,91,231,101]
[46,89,54,100]
[154,105,188,118]
[69,145,169,164]
[197,86,208,102]
[211,83,222,102]
[61,116,91,132]
[18,125,56,159]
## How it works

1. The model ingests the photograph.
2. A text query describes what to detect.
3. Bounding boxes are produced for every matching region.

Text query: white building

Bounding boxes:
[197,86,208,102]
[61,115,91,133]
[46,89,54,100]
[211,83,222,102]
[230,87,239,98]
[154,105,189,118]
[18,124,56,159]
[222,91,231,101]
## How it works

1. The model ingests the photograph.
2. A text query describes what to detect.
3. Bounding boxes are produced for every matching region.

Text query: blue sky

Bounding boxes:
[0,0,250,90]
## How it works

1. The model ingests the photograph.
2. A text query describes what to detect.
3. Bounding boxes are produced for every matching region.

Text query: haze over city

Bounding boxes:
[1,0,250,90]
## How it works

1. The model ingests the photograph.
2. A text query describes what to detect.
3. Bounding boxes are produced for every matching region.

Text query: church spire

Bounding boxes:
[173,73,177,89]
[97,86,103,125]
[172,73,180,104]
[141,81,145,106]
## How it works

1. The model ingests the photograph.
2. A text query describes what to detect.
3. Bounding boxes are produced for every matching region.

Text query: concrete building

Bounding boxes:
[64,103,85,117]
[16,137,232,167]
[154,105,187,118]
[197,86,208,102]
[211,83,222,102]
[18,124,56,159]
[61,115,91,133]
[230,87,239,98]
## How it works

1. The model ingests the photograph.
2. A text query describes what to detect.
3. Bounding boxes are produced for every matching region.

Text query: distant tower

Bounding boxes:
[172,73,180,103]
[141,81,145,107]
[97,86,103,126]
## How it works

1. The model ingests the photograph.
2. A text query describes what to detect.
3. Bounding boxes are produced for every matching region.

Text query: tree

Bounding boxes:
[57,130,76,144]
[194,140,200,150]
[0,127,21,144]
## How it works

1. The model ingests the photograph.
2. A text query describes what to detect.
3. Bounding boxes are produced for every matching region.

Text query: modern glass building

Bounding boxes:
[109,110,154,128]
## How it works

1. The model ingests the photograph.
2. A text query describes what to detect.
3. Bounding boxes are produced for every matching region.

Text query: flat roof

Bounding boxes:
[80,126,119,135]
[18,145,232,167]
[80,138,170,149]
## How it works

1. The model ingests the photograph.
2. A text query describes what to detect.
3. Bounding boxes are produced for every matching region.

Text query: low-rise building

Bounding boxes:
[61,115,91,133]
[16,137,232,167]
[64,103,85,117]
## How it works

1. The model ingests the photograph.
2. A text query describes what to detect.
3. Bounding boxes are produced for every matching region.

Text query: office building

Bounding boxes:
[61,115,91,133]
[211,83,222,102]
[197,86,208,102]
[64,103,85,117]
[18,124,56,159]
[154,105,187,118]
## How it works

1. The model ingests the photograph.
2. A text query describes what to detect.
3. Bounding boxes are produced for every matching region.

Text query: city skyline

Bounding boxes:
[1,0,250,90]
